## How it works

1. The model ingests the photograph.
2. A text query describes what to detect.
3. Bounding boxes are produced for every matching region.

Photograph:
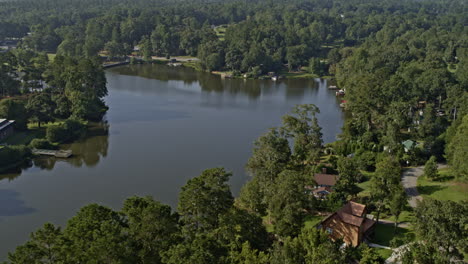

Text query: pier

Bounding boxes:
[32,149,73,158]
[103,61,130,69]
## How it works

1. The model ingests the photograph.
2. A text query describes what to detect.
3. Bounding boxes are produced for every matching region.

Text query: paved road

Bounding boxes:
[401,164,447,208]
[401,166,424,208]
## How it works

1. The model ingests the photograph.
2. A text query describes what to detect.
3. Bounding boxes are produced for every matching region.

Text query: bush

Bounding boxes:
[29,138,55,149]
[46,119,87,143]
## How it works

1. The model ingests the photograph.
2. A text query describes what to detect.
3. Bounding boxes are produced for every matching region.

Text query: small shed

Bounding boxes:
[402,140,415,153]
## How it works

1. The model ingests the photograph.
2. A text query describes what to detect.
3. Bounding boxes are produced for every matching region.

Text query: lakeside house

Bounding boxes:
[310,169,339,199]
[314,168,339,188]
[0,119,15,141]
[318,201,376,247]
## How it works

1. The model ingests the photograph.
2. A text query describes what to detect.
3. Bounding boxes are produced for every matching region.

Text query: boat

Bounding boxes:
[336,89,345,96]
[272,76,278,81]
[328,85,338,89]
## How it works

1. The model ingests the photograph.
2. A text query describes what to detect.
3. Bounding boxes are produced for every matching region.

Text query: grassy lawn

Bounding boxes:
[47,53,56,61]
[214,25,227,41]
[381,210,415,223]
[357,180,372,197]
[280,71,317,79]
[1,121,66,146]
[372,223,414,247]
[182,61,203,71]
[417,168,468,202]
[303,214,324,229]
[374,248,393,259]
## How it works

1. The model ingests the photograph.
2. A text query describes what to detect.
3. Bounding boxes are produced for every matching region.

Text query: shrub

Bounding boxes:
[29,138,55,149]
[46,119,87,143]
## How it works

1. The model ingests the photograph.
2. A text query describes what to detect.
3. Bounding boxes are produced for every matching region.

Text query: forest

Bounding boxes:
[0,0,467,263]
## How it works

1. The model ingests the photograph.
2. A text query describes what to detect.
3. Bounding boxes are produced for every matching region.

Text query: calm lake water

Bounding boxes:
[0,64,344,259]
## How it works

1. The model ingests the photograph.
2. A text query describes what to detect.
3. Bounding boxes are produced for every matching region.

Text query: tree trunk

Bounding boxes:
[394,214,399,235]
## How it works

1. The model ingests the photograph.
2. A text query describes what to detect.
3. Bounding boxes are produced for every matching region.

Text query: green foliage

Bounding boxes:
[63,204,134,263]
[0,99,28,130]
[359,244,384,264]
[122,196,179,264]
[8,223,64,263]
[46,119,86,143]
[424,156,438,179]
[268,170,311,237]
[281,104,323,165]
[29,138,55,149]
[334,157,360,198]
[445,114,468,179]
[406,199,468,262]
[370,156,402,222]
[26,93,54,127]
[177,168,234,234]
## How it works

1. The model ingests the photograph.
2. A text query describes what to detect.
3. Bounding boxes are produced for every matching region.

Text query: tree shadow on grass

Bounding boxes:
[418,185,445,196]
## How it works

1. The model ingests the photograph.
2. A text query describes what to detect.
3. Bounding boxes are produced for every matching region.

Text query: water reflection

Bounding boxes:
[0,123,110,181]
[0,189,35,218]
[108,64,323,100]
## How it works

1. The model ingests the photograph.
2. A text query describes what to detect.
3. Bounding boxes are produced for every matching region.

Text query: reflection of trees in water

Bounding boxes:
[0,122,110,181]
[0,161,32,181]
[111,64,199,84]
[109,64,321,100]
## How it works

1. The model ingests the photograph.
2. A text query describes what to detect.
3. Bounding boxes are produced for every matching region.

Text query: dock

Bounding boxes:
[103,61,130,69]
[32,149,73,158]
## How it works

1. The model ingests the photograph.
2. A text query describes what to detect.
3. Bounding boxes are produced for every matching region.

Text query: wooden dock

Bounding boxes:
[102,61,130,69]
[32,149,73,158]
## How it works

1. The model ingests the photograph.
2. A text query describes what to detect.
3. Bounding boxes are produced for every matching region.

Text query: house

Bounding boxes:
[0,119,15,141]
[318,201,376,247]
[314,168,339,187]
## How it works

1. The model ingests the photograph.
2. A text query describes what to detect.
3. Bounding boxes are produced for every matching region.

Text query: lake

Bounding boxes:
[0,64,344,259]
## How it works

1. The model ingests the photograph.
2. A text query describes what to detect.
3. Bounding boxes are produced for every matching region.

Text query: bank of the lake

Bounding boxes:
[0,64,344,259]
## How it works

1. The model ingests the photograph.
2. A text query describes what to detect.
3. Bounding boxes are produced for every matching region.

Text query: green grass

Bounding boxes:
[303,215,324,229]
[280,71,317,79]
[372,223,414,247]
[374,248,393,259]
[182,61,203,71]
[417,168,468,202]
[357,180,372,197]
[47,53,56,61]
[262,215,274,233]
[381,210,415,223]
[214,25,227,41]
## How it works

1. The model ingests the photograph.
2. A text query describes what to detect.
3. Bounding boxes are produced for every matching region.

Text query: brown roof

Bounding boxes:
[362,218,376,234]
[337,211,364,226]
[319,201,375,246]
[341,201,366,217]
[314,173,338,186]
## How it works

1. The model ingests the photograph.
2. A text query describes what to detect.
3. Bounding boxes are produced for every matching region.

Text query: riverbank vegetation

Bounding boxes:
[1,0,467,262]
[0,49,108,170]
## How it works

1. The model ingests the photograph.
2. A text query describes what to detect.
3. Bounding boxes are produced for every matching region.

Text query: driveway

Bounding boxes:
[401,164,447,208]
[401,167,424,208]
